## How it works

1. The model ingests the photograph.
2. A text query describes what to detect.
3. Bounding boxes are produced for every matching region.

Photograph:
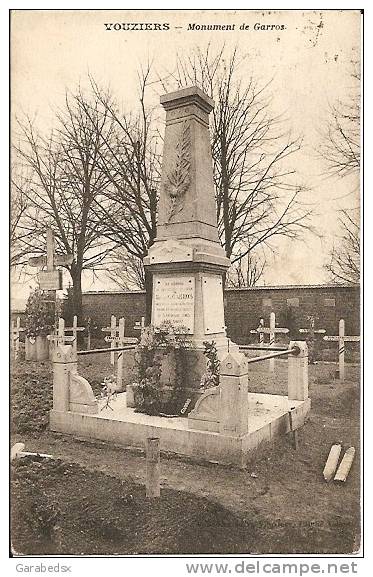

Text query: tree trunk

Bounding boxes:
[69,262,83,324]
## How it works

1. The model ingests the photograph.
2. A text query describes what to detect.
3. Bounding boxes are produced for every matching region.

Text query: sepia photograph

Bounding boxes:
[9,8,362,559]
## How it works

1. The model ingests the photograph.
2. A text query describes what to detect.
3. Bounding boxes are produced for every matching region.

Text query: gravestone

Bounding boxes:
[144,86,238,389]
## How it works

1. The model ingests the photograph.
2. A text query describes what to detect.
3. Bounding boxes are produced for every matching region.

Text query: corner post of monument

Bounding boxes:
[288,341,309,401]
[219,352,249,436]
[52,344,77,412]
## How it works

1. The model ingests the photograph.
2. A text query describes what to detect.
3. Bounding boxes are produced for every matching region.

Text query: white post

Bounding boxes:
[258,318,264,360]
[288,341,309,401]
[46,228,55,271]
[269,312,276,373]
[339,319,345,382]
[87,317,91,350]
[116,317,125,388]
[146,437,160,498]
[58,317,65,344]
[110,315,116,366]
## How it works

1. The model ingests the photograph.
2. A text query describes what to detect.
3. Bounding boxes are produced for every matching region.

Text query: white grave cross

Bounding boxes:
[299,316,326,337]
[102,315,119,365]
[47,318,75,347]
[103,317,137,387]
[11,317,25,360]
[323,319,360,382]
[250,312,289,373]
[64,315,85,354]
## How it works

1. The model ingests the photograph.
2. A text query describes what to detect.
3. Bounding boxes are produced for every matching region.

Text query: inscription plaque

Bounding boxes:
[202,276,225,334]
[153,275,195,333]
[38,270,62,291]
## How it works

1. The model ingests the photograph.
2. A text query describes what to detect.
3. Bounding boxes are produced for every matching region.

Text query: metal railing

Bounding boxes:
[76,343,299,360]
[240,345,300,365]
[239,345,289,352]
[77,345,137,356]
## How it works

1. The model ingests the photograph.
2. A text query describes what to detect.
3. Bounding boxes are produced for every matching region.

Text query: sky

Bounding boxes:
[10,9,361,305]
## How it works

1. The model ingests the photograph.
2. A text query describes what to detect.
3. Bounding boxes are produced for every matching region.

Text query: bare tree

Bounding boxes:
[85,70,161,316]
[106,249,146,291]
[160,45,313,275]
[325,208,360,284]
[10,167,29,267]
[320,62,360,284]
[12,87,119,318]
[320,64,360,180]
[226,252,267,288]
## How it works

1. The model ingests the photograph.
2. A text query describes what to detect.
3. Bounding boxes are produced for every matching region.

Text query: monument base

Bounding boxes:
[159,335,239,390]
[50,392,311,469]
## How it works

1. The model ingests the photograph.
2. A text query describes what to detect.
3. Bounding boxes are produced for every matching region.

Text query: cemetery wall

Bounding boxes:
[223,284,360,344]
[81,284,360,342]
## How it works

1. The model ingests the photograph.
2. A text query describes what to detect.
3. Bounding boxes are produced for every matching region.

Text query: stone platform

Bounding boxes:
[50,392,311,469]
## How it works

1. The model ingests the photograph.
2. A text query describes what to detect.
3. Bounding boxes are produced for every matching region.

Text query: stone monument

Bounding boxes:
[144,86,238,388]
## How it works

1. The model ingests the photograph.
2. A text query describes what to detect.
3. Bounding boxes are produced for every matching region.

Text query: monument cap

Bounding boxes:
[160,86,214,113]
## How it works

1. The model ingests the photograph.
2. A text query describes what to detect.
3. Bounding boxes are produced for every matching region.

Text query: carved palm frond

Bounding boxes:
[165,121,191,221]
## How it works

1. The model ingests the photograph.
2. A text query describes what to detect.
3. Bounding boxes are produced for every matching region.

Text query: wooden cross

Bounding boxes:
[103,318,138,387]
[104,317,124,387]
[64,315,85,354]
[250,313,289,373]
[250,318,265,346]
[102,315,119,365]
[323,319,360,382]
[299,315,326,338]
[47,317,75,348]
[28,229,73,291]
[11,317,25,360]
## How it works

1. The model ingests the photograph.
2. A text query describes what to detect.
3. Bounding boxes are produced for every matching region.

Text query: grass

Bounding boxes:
[10,355,361,555]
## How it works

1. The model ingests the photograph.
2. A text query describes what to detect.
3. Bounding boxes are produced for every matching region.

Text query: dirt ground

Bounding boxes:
[10,355,361,555]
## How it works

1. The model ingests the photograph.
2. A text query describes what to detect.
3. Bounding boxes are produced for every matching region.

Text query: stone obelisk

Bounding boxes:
[144,86,237,388]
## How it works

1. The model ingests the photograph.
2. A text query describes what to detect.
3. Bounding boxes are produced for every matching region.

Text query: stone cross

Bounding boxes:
[28,228,73,291]
[11,317,25,360]
[323,319,360,382]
